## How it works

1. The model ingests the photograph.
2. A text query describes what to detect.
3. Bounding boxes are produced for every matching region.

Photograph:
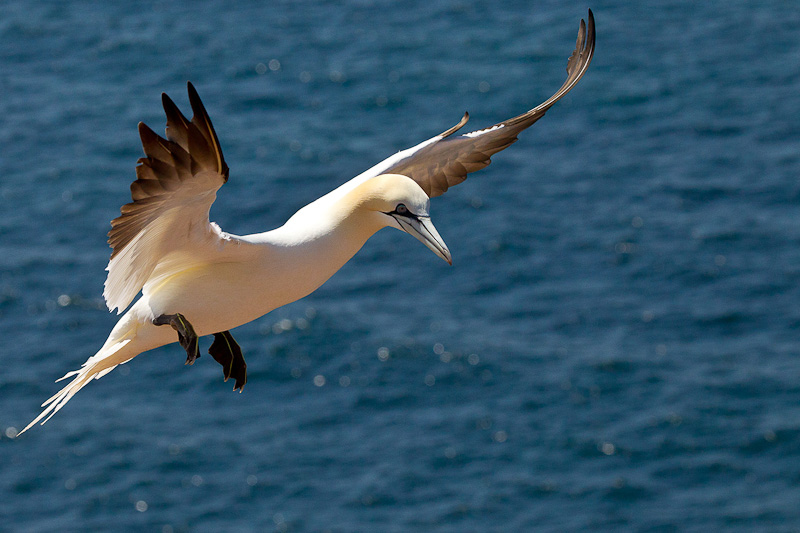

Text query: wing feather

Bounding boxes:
[104,82,230,313]
[379,10,595,197]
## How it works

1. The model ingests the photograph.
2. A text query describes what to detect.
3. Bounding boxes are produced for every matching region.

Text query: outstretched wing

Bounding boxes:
[104,82,230,313]
[359,9,595,198]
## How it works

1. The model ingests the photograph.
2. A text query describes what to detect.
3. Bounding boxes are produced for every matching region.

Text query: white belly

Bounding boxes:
[124,217,375,347]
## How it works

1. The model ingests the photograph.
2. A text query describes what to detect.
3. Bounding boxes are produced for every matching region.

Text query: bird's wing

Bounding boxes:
[358,9,595,198]
[104,82,230,313]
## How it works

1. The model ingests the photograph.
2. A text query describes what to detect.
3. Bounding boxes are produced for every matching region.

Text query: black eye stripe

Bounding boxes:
[386,203,421,220]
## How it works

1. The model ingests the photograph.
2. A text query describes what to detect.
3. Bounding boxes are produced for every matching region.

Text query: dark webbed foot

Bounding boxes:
[209,331,247,392]
[153,313,200,365]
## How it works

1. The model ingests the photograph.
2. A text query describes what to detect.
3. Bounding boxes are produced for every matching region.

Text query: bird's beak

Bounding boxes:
[395,215,452,265]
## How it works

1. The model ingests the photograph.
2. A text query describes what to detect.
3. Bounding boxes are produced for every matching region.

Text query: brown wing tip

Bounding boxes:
[162,92,189,126]
[567,10,595,73]
[185,81,230,179]
[137,121,154,138]
[583,9,595,62]
[186,81,207,122]
[439,112,470,139]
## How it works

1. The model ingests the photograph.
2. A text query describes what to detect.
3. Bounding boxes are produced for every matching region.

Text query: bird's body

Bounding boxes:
[20,11,594,434]
[109,173,432,353]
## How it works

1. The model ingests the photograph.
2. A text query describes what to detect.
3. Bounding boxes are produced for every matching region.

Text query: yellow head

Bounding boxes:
[349,174,452,264]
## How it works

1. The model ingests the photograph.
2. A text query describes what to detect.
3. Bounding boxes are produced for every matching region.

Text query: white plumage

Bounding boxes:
[20,11,594,434]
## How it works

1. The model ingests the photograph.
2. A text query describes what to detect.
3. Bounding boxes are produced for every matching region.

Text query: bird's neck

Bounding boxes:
[243,191,388,307]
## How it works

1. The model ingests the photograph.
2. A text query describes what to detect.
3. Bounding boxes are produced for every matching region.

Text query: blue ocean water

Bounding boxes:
[2,0,800,531]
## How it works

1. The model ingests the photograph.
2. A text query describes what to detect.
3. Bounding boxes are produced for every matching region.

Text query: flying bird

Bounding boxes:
[20,10,595,434]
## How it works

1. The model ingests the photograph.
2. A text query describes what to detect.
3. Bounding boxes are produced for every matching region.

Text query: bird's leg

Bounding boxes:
[209,331,247,392]
[153,313,200,365]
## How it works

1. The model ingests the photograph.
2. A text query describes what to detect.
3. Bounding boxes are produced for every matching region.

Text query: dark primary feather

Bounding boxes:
[107,11,593,258]
[107,82,229,259]
[384,10,596,198]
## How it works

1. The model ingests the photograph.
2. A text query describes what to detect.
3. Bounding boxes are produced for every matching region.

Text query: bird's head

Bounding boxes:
[358,174,452,265]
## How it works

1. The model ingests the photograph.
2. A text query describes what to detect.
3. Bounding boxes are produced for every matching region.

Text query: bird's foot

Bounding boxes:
[153,313,200,365]
[209,331,247,392]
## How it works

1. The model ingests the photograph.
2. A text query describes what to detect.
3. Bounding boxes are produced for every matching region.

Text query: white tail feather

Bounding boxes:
[18,339,133,436]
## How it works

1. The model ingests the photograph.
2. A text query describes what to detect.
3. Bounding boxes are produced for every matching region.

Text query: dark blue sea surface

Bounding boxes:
[2,1,800,531]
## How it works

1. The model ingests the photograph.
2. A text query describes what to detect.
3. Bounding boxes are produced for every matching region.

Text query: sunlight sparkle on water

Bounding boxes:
[377,347,390,361]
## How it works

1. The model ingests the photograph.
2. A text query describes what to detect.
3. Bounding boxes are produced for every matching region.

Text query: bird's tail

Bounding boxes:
[18,336,136,436]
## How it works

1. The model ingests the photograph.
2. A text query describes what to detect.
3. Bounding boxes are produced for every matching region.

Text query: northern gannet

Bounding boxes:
[20,10,594,434]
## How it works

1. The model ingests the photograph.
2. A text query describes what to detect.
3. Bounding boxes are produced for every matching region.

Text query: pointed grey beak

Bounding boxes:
[394,215,452,265]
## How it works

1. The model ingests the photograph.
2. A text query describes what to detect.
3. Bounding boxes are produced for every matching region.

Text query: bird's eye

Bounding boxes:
[396,204,409,215]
